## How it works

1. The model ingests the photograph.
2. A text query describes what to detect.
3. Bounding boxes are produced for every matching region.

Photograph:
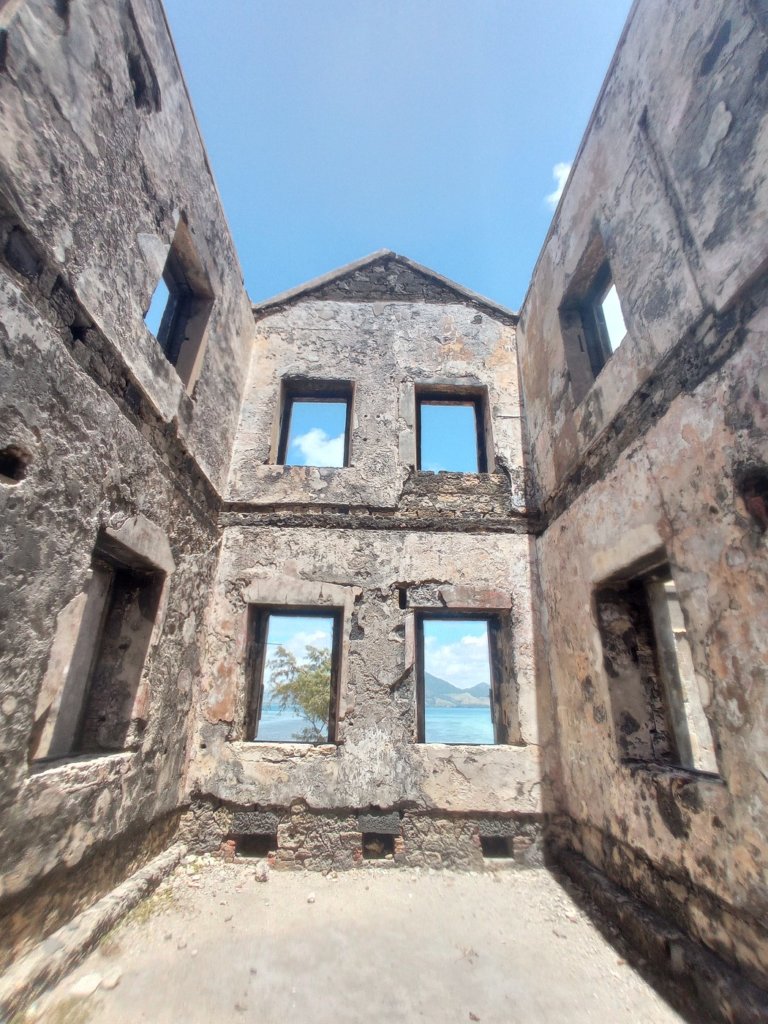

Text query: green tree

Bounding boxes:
[268,644,331,743]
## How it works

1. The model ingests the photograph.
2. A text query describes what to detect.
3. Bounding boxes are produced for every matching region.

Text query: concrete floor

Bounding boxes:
[33,855,684,1024]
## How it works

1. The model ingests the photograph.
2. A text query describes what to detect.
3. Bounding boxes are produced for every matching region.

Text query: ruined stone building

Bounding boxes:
[0,0,766,1019]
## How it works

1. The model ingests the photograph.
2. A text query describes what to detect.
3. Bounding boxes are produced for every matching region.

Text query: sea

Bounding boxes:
[256,704,494,745]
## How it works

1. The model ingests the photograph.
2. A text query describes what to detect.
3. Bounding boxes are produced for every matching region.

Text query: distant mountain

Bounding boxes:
[425,671,490,708]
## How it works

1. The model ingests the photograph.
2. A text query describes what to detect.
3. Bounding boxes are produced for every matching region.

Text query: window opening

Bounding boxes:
[247,610,341,744]
[416,395,486,473]
[416,615,496,744]
[30,538,164,764]
[144,276,170,339]
[144,250,193,367]
[122,2,161,112]
[596,561,718,774]
[559,237,630,398]
[284,400,348,467]
[277,382,352,468]
[362,833,395,860]
[143,220,214,389]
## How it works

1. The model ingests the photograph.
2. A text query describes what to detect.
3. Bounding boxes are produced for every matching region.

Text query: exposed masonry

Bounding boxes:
[0,0,766,1021]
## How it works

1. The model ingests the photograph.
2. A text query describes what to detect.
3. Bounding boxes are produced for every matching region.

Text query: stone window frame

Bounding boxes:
[559,232,630,402]
[594,551,720,777]
[403,585,523,747]
[143,217,214,393]
[244,605,344,744]
[412,383,493,474]
[28,516,174,770]
[240,577,359,746]
[272,377,355,468]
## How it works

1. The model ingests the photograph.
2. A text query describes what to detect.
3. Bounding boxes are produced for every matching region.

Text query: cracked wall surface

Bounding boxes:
[517,0,768,991]
[0,0,253,969]
[193,270,553,831]
[0,0,766,1011]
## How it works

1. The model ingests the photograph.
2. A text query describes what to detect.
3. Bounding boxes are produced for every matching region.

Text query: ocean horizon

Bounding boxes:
[256,703,494,745]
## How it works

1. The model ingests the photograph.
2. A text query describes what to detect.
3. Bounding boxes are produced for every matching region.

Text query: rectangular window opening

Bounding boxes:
[277,382,352,468]
[480,836,514,859]
[30,539,164,765]
[596,561,718,775]
[416,615,498,745]
[362,833,395,860]
[416,392,487,473]
[143,219,214,390]
[559,238,629,401]
[230,834,277,858]
[247,609,341,744]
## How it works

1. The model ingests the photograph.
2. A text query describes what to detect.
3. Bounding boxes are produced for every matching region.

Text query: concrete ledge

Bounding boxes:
[0,841,187,1021]
[557,848,768,1024]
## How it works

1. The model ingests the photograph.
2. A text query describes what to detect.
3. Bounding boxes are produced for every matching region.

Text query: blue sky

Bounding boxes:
[163,0,632,310]
[424,619,491,689]
[420,403,478,472]
[285,401,347,467]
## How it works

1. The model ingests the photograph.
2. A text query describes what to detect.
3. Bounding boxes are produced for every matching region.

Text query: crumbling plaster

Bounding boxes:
[195,526,548,817]
[517,0,768,509]
[228,297,525,513]
[0,0,253,489]
[517,0,768,989]
[0,0,253,967]
[0,0,766,1010]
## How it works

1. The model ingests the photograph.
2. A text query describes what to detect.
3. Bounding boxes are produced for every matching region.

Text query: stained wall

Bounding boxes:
[516,0,768,987]
[0,0,253,967]
[191,266,555,860]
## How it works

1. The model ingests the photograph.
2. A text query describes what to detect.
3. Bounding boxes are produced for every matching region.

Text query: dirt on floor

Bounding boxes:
[26,855,685,1024]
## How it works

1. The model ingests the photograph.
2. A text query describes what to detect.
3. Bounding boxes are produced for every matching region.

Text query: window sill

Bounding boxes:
[234,741,338,753]
[620,758,723,785]
[413,469,498,478]
[26,750,136,782]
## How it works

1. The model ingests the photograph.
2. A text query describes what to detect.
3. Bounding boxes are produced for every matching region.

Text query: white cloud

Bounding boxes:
[290,428,345,467]
[425,631,491,689]
[545,161,572,209]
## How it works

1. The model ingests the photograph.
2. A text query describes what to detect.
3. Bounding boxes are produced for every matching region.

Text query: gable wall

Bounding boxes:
[191,291,555,868]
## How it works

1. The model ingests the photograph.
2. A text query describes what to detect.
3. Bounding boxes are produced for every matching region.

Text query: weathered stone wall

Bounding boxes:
[192,282,553,850]
[0,0,253,965]
[183,800,544,872]
[517,0,768,988]
[228,294,526,513]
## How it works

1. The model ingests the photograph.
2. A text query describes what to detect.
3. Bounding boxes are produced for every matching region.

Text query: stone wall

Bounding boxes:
[191,273,554,848]
[183,800,544,872]
[517,0,768,989]
[0,0,253,966]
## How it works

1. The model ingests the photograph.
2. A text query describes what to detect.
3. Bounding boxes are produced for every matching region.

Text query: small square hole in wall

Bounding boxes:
[231,834,277,858]
[0,445,28,484]
[277,382,352,468]
[480,836,514,859]
[362,833,395,860]
[416,392,487,473]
